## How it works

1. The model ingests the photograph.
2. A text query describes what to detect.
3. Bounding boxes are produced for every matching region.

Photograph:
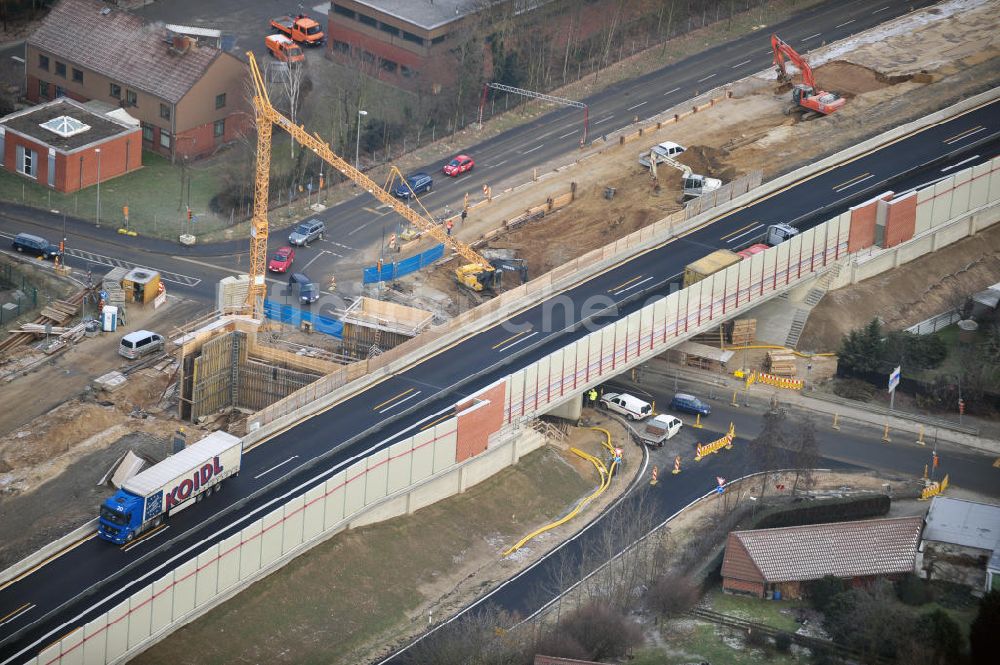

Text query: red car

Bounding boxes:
[268,246,295,272]
[443,154,474,177]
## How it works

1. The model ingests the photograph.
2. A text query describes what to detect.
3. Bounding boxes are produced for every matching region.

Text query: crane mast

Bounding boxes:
[244,51,494,316]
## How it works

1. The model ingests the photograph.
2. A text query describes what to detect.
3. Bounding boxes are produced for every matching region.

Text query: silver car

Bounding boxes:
[288,219,325,246]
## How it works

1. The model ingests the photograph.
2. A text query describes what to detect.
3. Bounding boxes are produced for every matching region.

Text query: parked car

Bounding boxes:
[669,393,711,416]
[599,392,653,421]
[119,330,164,359]
[392,172,433,198]
[639,414,683,448]
[443,154,474,177]
[289,272,319,304]
[268,246,295,273]
[638,140,685,168]
[288,219,325,246]
[12,232,62,260]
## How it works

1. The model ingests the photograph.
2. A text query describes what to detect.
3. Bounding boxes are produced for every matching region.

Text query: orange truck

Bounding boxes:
[270,14,325,46]
[265,34,304,63]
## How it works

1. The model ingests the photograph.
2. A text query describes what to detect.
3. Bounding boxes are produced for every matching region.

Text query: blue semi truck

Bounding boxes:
[98,431,242,544]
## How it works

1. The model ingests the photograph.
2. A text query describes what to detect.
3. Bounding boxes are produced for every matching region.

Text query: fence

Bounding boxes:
[362,243,445,284]
[262,300,344,337]
[905,311,961,335]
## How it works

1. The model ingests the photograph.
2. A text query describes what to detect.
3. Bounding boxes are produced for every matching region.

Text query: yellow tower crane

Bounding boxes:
[245,52,496,316]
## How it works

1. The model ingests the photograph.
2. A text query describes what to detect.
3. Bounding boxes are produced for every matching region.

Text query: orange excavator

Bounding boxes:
[770,34,845,117]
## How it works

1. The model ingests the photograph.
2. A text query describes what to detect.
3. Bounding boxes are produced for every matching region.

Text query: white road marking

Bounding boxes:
[663,87,680,95]
[835,19,856,28]
[559,130,577,139]
[697,73,716,83]
[725,223,765,244]
[254,456,300,480]
[940,155,979,172]
[522,144,544,154]
[379,390,422,414]
[626,101,647,111]
[594,115,614,125]
[801,33,821,42]
[612,276,654,296]
[833,173,875,192]
[495,331,539,352]
[872,6,889,13]
[732,59,751,68]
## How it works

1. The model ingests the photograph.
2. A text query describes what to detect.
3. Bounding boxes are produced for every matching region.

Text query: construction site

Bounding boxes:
[0,0,998,638]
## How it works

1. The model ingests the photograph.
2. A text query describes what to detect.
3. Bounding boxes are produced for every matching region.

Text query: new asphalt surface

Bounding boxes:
[0,93,997,663]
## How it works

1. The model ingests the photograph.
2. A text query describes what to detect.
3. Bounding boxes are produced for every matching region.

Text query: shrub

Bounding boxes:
[646,571,700,619]
[808,575,847,612]
[896,573,933,606]
[832,378,876,400]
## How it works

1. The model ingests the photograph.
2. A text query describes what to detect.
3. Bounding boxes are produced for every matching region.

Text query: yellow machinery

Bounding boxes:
[245,52,496,316]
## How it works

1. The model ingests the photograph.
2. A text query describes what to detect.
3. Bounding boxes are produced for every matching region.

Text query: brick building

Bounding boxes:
[25,0,249,161]
[721,517,923,599]
[0,97,141,193]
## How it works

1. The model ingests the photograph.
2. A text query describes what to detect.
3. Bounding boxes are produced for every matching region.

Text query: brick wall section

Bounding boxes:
[847,198,879,253]
[454,382,506,462]
[723,576,765,597]
[883,191,918,248]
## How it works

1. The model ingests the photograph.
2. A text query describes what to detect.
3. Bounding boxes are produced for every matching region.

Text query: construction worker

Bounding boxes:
[588,388,598,406]
[446,219,454,236]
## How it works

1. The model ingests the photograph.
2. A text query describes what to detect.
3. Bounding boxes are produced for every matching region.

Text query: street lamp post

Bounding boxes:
[355,109,367,173]
[95,148,102,228]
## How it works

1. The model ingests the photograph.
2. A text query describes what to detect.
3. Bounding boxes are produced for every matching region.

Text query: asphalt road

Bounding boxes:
[381,376,1000,663]
[1,93,997,663]
[0,0,943,305]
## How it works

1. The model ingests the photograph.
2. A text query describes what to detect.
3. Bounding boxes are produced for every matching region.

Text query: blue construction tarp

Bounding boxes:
[363,243,445,284]
[263,299,343,338]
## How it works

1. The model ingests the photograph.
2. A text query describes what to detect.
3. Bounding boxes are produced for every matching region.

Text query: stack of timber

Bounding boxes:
[0,289,86,354]
[726,319,756,346]
[766,350,797,376]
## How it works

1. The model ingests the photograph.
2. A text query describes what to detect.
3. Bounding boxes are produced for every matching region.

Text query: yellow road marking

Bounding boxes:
[371,388,414,412]
[943,125,984,144]
[420,413,454,431]
[607,275,642,292]
[831,172,871,191]
[0,603,32,624]
[492,330,528,350]
[719,222,760,241]
[0,532,96,593]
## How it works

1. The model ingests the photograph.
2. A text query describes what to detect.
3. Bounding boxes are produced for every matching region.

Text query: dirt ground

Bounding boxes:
[799,223,1000,351]
[405,0,1000,311]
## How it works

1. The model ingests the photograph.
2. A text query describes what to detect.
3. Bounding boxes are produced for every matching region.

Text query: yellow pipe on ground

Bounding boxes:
[503,431,618,557]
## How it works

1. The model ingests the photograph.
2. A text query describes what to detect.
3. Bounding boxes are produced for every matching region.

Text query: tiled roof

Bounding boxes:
[28,0,221,104]
[725,517,922,583]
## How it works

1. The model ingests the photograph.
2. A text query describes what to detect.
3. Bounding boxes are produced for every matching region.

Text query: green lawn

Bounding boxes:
[0,150,228,239]
[703,586,808,632]
[641,621,807,665]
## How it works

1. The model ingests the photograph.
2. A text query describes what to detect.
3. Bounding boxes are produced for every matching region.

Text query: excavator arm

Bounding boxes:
[770,33,816,90]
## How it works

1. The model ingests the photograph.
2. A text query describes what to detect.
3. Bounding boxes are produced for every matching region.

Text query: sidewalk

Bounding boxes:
[636,357,1000,455]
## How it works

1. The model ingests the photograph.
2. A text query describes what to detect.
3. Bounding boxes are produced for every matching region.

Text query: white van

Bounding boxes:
[119,330,165,359]
[599,392,653,421]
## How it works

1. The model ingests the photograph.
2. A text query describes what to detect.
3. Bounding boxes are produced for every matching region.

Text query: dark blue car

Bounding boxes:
[392,172,433,199]
[669,393,711,416]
